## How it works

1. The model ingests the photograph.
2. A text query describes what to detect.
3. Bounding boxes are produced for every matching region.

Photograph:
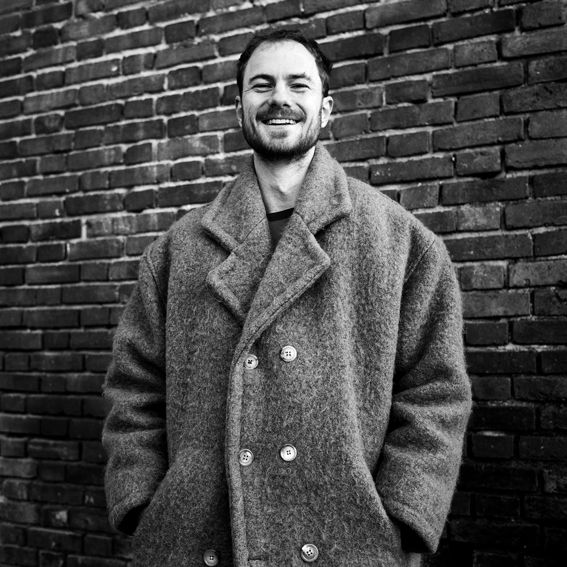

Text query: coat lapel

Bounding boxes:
[201,144,352,335]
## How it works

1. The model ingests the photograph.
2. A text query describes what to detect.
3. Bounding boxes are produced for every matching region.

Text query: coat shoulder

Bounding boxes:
[345,176,441,275]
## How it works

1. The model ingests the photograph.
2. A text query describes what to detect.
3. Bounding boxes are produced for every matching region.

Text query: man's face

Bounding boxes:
[236,40,333,161]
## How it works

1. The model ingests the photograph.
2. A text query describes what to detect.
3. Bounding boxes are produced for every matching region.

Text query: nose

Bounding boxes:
[269,82,291,106]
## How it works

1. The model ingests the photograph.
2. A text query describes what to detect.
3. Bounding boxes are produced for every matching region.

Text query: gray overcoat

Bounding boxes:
[102,144,472,567]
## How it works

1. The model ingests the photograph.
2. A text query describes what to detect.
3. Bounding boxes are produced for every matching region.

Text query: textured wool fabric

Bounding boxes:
[102,144,472,567]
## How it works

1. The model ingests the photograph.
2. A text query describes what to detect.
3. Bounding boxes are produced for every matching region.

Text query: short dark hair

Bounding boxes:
[237,29,333,97]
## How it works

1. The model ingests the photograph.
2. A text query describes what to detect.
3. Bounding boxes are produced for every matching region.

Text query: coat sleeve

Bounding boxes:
[375,235,472,553]
[101,246,168,535]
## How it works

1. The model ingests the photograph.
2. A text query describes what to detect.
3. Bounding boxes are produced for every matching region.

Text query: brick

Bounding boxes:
[437,10,515,45]
[511,259,567,287]
[472,432,515,458]
[462,290,530,317]
[457,204,501,231]
[467,350,537,374]
[445,233,532,261]
[327,9,365,34]
[529,109,567,138]
[506,199,567,229]
[125,98,154,118]
[33,27,59,50]
[124,189,155,212]
[333,86,383,111]
[524,0,565,28]
[434,117,523,150]
[543,467,567,493]
[61,14,115,42]
[24,44,76,72]
[303,0,359,16]
[125,142,152,165]
[118,6,146,28]
[200,7,263,35]
[533,171,567,198]
[28,439,80,461]
[385,79,428,103]
[155,40,215,69]
[148,0,209,23]
[204,155,249,178]
[387,131,429,157]
[460,263,505,291]
[0,76,33,99]
[456,148,501,176]
[167,115,198,138]
[456,92,500,122]
[330,62,366,89]
[103,119,164,144]
[105,27,162,53]
[476,494,520,517]
[513,318,567,344]
[441,177,529,205]
[123,52,154,75]
[519,436,567,460]
[157,87,220,114]
[65,103,122,129]
[503,82,567,113]
[331,113,369,140]
[199,109,239,133]
[502,27,567,58]
[465,321,508,345]
[171,160,202,181]
[0,501,40,524]
[542,351,567,373]
[158,135,220,160]
[321,32,384,63]
[68,238,123,261]
[389,24,430,52]
[455,39,498,68]
[534,288,567,315]
[326,136,386,161]
[432,63,524,96]
[66,59,121,85]
[471,403,536,431]
[68,147,122,171]
[529,54,567,84]
[371,101,453,130]
[506,140,567,169]
[370,156,453,185]
[265,0,301,22]
[460,462,537,491]
[366,0,446,28]
[413,210,456,233]
[542,406,567,430]
[398,184,438,210]
[158,180,222,206]
[218,31,253,57]
[369,48,450,80]
[471,376,511,401]
[110,164,168,188]
[0,245,36,264]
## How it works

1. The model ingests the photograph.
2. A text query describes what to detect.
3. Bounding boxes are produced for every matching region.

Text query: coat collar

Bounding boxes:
[201,143,352,332]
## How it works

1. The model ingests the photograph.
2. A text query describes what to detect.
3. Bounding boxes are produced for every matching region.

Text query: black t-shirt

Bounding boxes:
[266,207,294,247]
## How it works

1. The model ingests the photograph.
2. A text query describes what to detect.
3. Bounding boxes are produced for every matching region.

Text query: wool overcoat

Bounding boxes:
[102,144,472,567]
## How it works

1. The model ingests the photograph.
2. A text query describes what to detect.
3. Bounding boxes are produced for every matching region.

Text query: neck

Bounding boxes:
[253,146,316,213]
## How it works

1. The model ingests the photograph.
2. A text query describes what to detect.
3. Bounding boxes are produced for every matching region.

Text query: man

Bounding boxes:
[102,30,472,567]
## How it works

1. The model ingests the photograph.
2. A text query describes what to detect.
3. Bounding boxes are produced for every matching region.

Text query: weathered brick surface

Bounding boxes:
[0,1,565,566]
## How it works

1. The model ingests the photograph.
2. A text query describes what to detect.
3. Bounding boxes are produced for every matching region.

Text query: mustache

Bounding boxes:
[257,105,304,122]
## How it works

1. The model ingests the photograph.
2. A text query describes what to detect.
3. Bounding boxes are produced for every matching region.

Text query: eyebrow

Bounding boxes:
[248,73,314,83]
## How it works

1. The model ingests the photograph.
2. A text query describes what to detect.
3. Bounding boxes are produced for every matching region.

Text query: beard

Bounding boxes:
[241,103,322,161]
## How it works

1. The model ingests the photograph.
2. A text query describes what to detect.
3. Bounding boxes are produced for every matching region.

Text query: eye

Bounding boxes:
[251,83,272,92]
[291,83,309,90]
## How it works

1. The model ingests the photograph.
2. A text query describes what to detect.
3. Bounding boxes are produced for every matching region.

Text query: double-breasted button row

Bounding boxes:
[243,345,298,369]
[239,445,298,466]
[203,549,219,566]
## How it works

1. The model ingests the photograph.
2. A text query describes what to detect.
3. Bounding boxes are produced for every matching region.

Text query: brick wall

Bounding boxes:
[0,0,566,565]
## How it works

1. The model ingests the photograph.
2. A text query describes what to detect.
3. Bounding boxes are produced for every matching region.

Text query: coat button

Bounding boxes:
[280,444,297,462]
[244,354,258,369]
[203,549,219,566]
[280,345,297,362]
[239,448,254,466]
[301,543,319,562]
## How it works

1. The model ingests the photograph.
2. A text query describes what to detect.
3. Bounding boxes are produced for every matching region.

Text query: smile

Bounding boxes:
[263,119,298,125]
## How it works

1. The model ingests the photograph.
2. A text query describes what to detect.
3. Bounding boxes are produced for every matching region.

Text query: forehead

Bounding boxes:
[243,40,321,84]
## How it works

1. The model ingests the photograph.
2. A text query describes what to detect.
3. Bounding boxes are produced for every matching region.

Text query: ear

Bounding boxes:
[320,95,333,128]
[235,95,243,127]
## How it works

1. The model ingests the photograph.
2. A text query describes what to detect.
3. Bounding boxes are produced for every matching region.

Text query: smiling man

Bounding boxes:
[102,30,472,567]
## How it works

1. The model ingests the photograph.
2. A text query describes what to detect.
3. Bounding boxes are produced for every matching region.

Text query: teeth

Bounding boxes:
[266,119,296,125]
